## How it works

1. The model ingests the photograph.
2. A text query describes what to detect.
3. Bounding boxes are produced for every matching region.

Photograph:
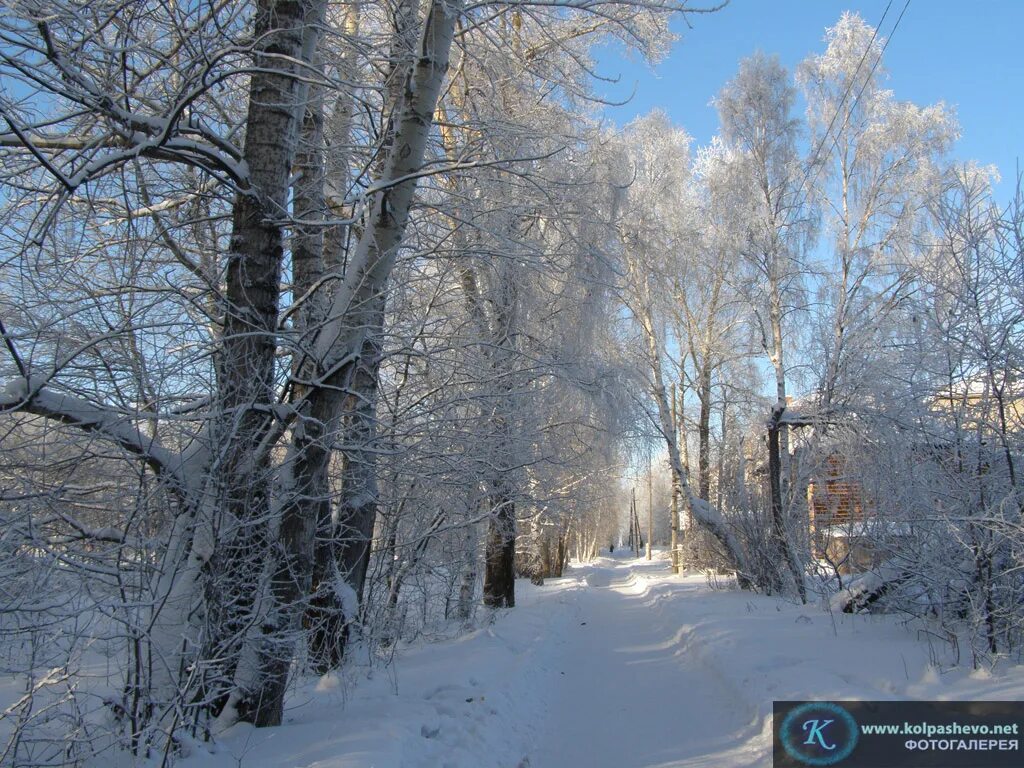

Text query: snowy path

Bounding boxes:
[531,556,764,768]
[183,552,1023,768]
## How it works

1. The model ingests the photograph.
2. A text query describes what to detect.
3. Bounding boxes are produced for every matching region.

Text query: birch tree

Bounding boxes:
[797,12,956,417]
[714,53,812,598]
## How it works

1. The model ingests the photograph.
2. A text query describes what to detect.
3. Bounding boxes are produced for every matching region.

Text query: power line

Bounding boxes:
[798,0,893,195]
[846,0,912,140]
[785,0,911,233]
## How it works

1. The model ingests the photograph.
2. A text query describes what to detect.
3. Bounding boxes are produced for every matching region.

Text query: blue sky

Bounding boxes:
[592,0,1024,201]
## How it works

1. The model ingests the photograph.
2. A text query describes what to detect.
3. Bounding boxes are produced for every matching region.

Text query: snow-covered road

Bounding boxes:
[532,557,764,768]
[182,552,1024,768]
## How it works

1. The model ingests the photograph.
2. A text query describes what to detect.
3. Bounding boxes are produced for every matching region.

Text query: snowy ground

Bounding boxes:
[182,551,1024,768]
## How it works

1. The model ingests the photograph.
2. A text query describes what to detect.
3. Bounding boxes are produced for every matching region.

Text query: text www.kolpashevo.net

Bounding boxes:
[773,700,1023,767]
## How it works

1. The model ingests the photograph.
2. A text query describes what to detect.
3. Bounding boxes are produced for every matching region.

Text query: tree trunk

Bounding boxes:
[308,300,385,671]
[768,405,807,603]
[697,363,713,502]
[212,0,325,728]
[300,0,459,669]
[457,516,480,620]
[484,479,517,607]
[440,115,521,609]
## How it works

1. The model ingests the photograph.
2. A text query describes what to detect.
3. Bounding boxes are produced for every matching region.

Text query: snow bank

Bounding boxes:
[657,570,1024,727]
[179,576,586,768]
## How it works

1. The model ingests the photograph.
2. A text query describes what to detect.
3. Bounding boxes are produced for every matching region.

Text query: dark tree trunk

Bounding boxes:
[767,417,784,548]
[304,297,384,673]
[484,492,516,608]
[210,0,325,728]
[697,366,712,502]
[767,407,807,603]
[300,0,458,671]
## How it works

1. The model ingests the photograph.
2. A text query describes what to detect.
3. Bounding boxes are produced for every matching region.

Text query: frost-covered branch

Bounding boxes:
[0,377,187,488]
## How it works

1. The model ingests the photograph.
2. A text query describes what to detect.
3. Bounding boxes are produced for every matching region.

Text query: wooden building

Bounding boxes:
[807,453,879,574]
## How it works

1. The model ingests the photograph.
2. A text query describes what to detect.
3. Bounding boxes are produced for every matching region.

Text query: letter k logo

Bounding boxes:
[802,719,837,750]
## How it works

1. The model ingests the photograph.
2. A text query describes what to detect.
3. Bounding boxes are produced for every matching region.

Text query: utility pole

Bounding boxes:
[627,486,634,553]
[646,447,653,560]
[631,487,642,557]
[670,382,680,574]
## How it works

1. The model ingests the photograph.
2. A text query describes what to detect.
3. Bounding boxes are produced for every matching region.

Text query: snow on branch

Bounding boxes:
[0,377,186,488]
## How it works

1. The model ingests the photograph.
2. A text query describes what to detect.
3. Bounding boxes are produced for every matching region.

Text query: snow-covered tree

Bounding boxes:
[713,52,814,598]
